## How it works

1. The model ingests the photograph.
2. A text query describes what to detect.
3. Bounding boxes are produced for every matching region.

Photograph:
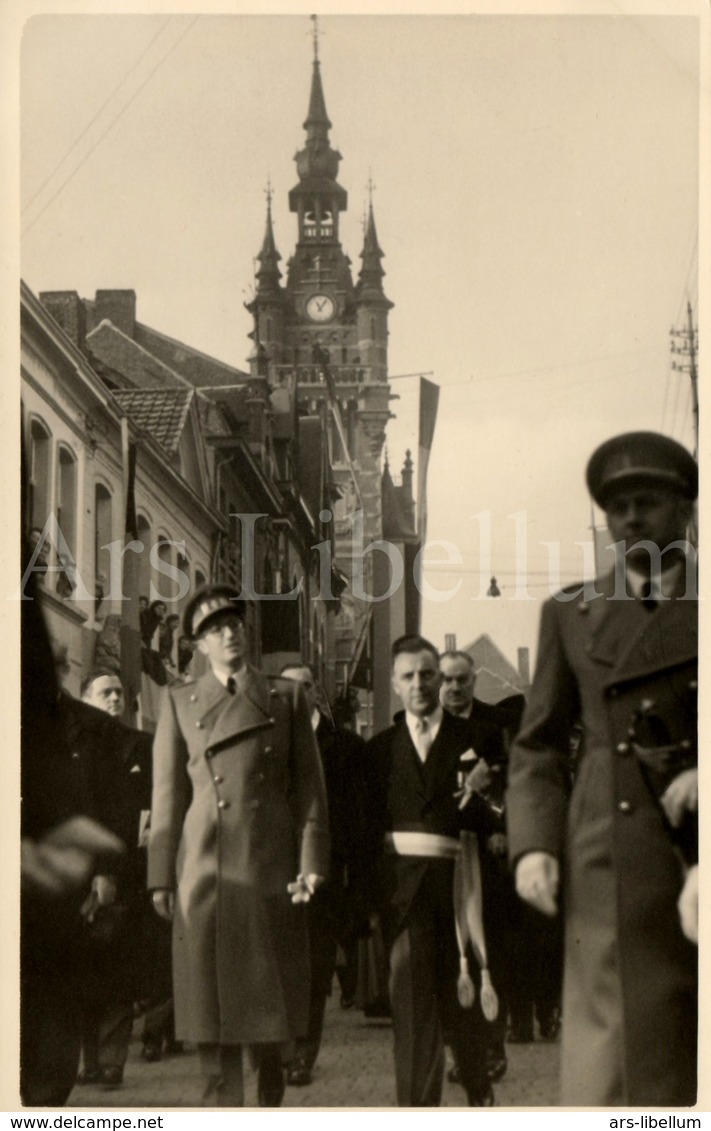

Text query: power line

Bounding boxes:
[22,16,199,238]
[22,17,172,217]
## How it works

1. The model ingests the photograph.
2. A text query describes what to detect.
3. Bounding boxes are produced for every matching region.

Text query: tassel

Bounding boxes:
[480,967,499,1021]
[457,956,476,1009]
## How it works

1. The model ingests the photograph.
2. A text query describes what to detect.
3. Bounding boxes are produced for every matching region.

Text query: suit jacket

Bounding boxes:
[313,714,370,934]
[506,569,697,1105]
[365,711,500,935]
[147,665,329,1044]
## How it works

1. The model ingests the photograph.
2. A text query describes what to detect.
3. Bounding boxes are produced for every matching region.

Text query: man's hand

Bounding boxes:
[21,817,123,900]
[487,832,508,857]
[677,865,698,945]
[515,851,559,917]
[455,759,492,809]
[287,874,324,903]
[660,769,698,828]
[93,874,118,906]
[151,889,175,921]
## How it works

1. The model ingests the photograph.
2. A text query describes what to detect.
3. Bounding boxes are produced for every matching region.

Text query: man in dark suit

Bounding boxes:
[72,669,153,1090]
[365,635,501,1107]
[280,663,369,1086]
[20,568,124,1106]
[439,651,512,1080]
[507,432,698,1106]
[148,586,329,1107]
[440,653,563,1055]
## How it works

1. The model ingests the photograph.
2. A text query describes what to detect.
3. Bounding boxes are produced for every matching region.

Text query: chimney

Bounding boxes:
[39,291,86,349]
[94,290,136,338]
[444,634,457,652]
[517,646,531,687]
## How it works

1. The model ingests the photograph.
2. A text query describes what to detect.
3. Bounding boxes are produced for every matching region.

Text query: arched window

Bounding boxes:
[136,514,151,602]
[94,483,113,596]
[56,444,77,557]
[156,535,178,602]
[28,417,51,532]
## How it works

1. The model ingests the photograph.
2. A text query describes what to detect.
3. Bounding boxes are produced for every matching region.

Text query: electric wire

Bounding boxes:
[22,16,199,238]
[22,17,172,217]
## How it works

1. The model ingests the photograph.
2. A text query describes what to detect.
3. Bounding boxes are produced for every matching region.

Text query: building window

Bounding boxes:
[56,444,78,597]
[56,445,77,554]
[94,483,112,602]
[137,514,151,602]
[28,417,51,533]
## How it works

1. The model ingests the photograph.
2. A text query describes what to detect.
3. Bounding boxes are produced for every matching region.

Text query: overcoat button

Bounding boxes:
[213,775,223,784]
[268,717,276,724]
[190,695,197,702]
[640,698,655,712]
[218,799,230,810]
[264,746,273,754]
[71,751,80,760]
[680,740,692,750]
[196,721,204,729]
[270,688,279,696]
[616,742,629,754]
[618,800,632,814]
[689,680,698,690]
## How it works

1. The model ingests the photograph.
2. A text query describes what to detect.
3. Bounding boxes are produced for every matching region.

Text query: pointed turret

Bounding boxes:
[255,190,282,298]
[356,201,388,302]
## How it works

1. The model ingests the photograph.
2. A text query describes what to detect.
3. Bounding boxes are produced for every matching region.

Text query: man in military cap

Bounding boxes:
[147,585,329,1107]
[506,431,698,1107]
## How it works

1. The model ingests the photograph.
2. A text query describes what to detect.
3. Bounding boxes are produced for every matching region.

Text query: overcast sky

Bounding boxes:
[17,5,702,667]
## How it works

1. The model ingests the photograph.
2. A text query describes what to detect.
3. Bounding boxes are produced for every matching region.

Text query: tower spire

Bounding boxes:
[357,187,388,300]
[255,178,282,295]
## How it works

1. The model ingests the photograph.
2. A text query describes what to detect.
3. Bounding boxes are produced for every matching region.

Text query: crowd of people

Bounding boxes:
[20,430,698,1108]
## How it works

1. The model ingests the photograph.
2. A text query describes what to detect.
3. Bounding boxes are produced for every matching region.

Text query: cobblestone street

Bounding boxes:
[68,995,560,1109]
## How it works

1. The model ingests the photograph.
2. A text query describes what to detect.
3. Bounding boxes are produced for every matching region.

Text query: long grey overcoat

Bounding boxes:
[506,569,697,1106]
[147,666,329,1045]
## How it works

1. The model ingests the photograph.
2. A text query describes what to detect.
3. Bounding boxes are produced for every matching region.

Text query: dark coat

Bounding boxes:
[147,666,329,1045]
[365,711,501,936]
[506,570,697,1106]
[313,714,370,938]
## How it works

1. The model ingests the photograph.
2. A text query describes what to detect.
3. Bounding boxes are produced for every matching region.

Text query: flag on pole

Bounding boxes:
[120,417,142,725]
[417,378,440,544]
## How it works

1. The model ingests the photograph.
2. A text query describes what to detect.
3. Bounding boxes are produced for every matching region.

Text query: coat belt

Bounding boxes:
[384,831,460,858]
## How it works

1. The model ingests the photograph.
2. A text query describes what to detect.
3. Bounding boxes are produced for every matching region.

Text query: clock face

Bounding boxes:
[306,293,335,323]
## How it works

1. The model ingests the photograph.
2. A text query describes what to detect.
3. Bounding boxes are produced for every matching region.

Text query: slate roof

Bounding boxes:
[113,388,194,456]
[463,633,530,704]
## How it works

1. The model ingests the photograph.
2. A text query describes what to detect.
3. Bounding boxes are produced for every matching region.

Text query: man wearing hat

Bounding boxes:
[506,432,698,1106]
[147,585,329,1107]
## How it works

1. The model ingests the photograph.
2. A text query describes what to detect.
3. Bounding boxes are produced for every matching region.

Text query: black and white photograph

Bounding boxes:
[8,1,705,1113]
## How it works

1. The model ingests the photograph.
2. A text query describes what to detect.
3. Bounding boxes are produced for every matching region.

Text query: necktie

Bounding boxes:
[415,717,434,762]
[226,676,237,695]
[639,580,658,612]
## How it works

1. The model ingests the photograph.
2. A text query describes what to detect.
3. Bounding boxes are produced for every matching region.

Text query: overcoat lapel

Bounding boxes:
[198,666,273,751]
[585,569,697,685]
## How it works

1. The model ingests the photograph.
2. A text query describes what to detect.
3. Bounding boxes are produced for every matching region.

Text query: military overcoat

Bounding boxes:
[147,666,329,1045]
[506,568,697,1106]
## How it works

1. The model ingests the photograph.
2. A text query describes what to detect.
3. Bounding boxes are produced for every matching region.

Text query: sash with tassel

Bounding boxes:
[453,830,499,1020]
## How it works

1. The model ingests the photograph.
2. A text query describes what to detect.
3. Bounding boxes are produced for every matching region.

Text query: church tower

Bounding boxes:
[246,21,394,709]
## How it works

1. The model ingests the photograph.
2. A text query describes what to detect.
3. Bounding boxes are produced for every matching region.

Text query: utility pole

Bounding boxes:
[670,301,699,458]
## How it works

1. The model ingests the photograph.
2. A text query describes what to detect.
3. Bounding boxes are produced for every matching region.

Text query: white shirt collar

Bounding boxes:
[626,560,683,599]
[405,705,443,751]
[212,665,247,690]
[311,707,321,733]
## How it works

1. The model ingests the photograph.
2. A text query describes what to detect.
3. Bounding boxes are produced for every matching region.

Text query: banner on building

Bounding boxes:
[120,420,142,724]
[417,377,440,544]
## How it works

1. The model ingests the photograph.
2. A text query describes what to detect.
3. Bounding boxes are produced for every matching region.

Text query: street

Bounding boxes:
[68,993,560,1109]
